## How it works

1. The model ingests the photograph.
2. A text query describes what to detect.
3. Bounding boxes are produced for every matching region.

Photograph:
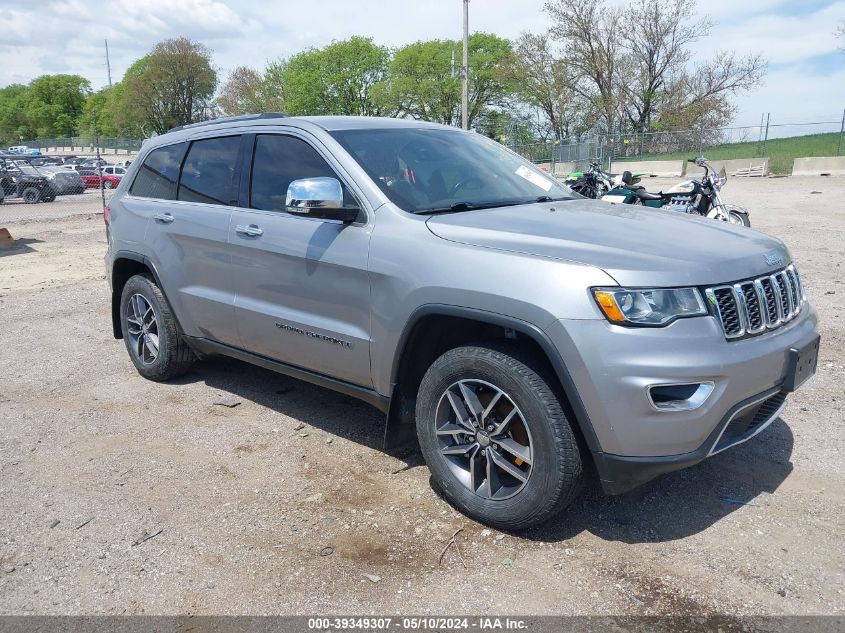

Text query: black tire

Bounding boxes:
[103,180,113,189]
[119,274,196,381]
[22,187,40,203]
[416,342,582,530]
[729,210,751,227]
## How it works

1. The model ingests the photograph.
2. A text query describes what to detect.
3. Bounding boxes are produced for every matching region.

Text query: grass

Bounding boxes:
[614,132,843,174]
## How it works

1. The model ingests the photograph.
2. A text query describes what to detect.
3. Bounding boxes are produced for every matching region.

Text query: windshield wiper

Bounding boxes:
[415,200,526,215]
[534,195,571,203]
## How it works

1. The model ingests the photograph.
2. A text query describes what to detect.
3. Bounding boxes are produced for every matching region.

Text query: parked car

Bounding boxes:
[104,114,820,530]
[38,165,86,194]
[0,157,56,202]
[78,169,121,189]
[102,165,128,176]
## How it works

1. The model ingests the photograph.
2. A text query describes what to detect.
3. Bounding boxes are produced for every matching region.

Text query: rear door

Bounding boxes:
[228,131,373,387]
[128,135,242,346]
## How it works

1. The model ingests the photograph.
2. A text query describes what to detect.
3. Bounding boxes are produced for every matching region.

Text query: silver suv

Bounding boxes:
[104,114,820,529]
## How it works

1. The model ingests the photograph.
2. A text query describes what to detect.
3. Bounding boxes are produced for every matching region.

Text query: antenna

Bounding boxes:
[105,39,113,88]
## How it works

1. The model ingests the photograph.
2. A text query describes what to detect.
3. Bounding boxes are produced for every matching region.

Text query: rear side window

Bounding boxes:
[250,134,340,212]
[178,136,241,205]
[130,143,185,199]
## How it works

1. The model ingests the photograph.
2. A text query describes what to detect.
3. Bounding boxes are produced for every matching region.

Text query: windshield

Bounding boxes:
[330,127,573,213]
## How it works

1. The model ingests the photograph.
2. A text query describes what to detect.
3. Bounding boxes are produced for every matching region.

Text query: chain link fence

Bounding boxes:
[508,113,845,176]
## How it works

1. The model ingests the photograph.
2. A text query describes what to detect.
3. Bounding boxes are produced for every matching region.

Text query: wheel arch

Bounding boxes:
[110,251,166,339]
[384,305,602,458]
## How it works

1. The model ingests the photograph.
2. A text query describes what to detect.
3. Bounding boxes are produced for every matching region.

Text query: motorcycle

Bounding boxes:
[564,161,613,199]
[601,157,751,227]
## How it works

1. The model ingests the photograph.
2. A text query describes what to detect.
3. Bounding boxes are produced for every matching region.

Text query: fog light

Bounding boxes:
[648,382,714,412]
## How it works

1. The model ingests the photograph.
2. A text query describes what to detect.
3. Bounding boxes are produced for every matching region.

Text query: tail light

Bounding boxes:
[103,205,110,225]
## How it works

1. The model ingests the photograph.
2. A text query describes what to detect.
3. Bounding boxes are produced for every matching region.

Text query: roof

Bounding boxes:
[166,113,452,135]
[299,116,451,132]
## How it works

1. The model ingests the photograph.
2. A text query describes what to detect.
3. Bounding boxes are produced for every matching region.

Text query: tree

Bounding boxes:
[543,0,765,136]
[545,0,624,133]
[273,37,391,116]
[381,33,514,127]
[218,66,285,115]
[24,74,91,137]
[120,37,217,134]
[509,32,580,139]
[0,84,32,144]
[618,0,711,132]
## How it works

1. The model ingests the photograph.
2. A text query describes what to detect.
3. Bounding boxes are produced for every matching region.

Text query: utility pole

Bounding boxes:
[105,39,113,88]
[461,0,469,130]
[93,109,106,212]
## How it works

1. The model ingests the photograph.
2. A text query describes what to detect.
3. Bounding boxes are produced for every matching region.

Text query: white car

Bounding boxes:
[102,165,128,176]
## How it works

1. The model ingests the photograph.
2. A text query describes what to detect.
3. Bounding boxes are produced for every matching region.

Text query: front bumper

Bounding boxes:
[545,304,819,493]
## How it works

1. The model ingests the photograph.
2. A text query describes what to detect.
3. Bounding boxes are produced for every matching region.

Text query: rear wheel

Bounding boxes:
[22,187,40,203]
[416,343,582,530]
[103,180,113,189]
[119,274,196,381]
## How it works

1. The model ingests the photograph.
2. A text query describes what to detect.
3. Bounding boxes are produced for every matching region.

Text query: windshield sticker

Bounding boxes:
[515,165,553,191]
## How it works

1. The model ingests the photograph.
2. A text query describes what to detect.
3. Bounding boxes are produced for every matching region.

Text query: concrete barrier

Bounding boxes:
[611,160,684,177]
[685,158,769,178]
[791,156,845,176]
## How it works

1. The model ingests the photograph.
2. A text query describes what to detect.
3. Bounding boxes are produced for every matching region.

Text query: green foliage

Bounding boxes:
[0,75,90,143]
[272,36,391,116]
[120,37,217,134]
[380,33,513,127]
[0,84,32,144]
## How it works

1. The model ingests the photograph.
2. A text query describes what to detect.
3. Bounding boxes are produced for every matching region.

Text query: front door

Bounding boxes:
[228,132,373,388]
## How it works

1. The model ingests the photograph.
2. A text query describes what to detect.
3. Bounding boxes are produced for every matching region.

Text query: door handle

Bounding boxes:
[153,213,174,224]
[236,224,264,237]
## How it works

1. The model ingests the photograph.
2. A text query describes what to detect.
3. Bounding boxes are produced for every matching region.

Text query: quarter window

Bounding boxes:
[129,143,185,200]
[178,136,242,205]
[250,134,346,212]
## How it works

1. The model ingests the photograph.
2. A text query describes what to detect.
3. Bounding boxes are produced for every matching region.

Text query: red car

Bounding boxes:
[78,170,121,189]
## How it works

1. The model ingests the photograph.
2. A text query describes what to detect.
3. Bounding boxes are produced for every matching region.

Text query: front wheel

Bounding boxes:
[416,343,583,530]
[103,180,113,189]
[728,209,751,227]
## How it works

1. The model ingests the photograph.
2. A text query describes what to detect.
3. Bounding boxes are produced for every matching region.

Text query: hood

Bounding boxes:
[425,199,789,287]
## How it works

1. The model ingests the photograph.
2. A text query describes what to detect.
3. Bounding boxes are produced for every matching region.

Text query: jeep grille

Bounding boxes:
[706,265,804,340]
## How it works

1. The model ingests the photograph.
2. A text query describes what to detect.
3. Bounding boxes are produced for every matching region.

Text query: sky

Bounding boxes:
[1,0,843,131]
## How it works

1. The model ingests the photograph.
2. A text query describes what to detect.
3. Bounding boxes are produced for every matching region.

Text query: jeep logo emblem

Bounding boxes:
[765,252,784,267]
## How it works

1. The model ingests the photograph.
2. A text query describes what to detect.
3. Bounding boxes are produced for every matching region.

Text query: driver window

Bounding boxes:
[250,134,350,213]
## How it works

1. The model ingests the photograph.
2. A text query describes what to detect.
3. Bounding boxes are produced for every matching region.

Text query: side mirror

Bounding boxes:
[285,177,360,223]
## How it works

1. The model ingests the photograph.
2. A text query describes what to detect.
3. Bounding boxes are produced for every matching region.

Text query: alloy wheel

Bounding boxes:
[434,379,533,500]
[125,293,159,365]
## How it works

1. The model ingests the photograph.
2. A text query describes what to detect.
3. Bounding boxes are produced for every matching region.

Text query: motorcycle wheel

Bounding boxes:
[729,210,751,227]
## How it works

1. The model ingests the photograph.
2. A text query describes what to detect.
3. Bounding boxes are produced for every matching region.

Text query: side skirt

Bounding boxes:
[184,336,391,414]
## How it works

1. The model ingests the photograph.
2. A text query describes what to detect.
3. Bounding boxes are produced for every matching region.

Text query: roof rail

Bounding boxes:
[168,112,289,133]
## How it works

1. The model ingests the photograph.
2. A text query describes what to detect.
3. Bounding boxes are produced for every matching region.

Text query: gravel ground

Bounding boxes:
[0,176,842,616]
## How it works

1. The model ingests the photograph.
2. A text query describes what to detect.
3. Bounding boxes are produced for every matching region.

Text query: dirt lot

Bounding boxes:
[0,177,843,616]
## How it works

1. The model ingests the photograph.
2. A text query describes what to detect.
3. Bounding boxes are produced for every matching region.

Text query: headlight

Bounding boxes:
[592,287,707,326]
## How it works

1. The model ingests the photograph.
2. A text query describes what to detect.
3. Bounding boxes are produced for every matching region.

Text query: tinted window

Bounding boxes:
[130,143,185,199]
[250,134,342,212]
[178,136,241,205]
